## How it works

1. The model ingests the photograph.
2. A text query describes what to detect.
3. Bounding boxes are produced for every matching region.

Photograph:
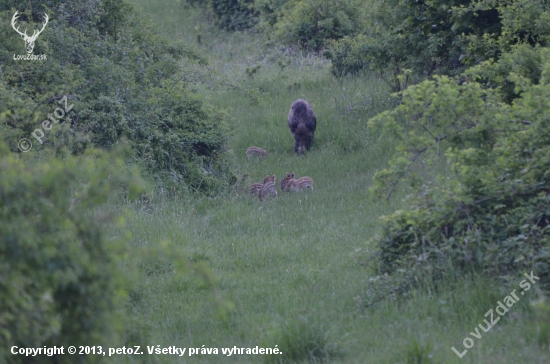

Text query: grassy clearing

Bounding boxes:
[106,1,550,362]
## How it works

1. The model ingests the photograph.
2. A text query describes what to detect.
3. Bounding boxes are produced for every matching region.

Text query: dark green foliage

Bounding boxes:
[0,0,232,192]
[464,43,550,104]
[273,0,365,51]
[358,0,550,296]
[327,25,424,91]
[400,0,503,68]
[98,0,132,39]
[324,0,441,87]
[324,0,454,85]
[0,142,145,363]
[326,0,550,86]
[0,82,43,152]
[253,0,288,29]
[209,0,258,31]
[324,34,370,76]
[459,0,550,64]
[368,69,550,290]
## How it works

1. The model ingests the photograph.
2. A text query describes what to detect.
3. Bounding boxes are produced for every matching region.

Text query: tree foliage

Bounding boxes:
[325,0,550,88]
[0,0,232,192]
[253,0,288,29]
[367,61,550,293]
[208,0,259,30]
[326,0,441,84]
[272,0,365,51]
[227,0,550,298]
[0,142,145,363]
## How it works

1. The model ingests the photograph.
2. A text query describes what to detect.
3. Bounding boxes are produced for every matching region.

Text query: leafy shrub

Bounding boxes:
[253,0,288,30]
[368,68,550,291]
[325,0,441,88]
[324,34,370,76]
[0,0,232,192]
[463,43,550,104]
[327,0,550,88]
[457,0,550,65]
[273,0,365,51]
[0,82,43,152]
[0,142,145,363]
[209,0,258,31]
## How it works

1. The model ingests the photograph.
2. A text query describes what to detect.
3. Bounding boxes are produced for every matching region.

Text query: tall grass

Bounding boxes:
[109,0,550,362]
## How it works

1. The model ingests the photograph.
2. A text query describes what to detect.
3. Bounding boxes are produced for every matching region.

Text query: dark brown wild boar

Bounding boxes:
[288,99,316,154]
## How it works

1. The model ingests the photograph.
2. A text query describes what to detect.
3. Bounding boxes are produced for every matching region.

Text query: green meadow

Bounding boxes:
[94,1,550,363]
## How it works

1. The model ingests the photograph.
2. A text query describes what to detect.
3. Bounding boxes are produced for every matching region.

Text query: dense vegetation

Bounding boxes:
[0,0,231,192]
[203,0,550,297]
[0,0,227,360]
[0,144,144,363]
[1,0,549,362]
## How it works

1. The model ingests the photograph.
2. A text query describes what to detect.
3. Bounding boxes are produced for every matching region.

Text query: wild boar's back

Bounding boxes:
[288,99,316,133]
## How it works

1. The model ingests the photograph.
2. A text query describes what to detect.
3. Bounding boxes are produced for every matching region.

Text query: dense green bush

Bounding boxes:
[0,0,232,192]
[326,23,428,90]
[0,82,43,152]
[324,34,370,76]
[0,142,145,363]
[458,0,550,64]
[367,68,550,291]
[464,45,550,103]
[340,0,550,303]
[253,0,288,29]
[333,0,449,81]
[273,0,365,51]
[209,0,258,30]
[327,0,550,86]
[325,0,441,86]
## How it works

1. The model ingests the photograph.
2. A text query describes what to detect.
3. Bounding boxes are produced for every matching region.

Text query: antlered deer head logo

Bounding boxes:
[11,11,49,54]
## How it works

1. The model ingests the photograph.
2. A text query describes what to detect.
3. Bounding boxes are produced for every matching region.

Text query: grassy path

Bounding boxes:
[115,1,550,362]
